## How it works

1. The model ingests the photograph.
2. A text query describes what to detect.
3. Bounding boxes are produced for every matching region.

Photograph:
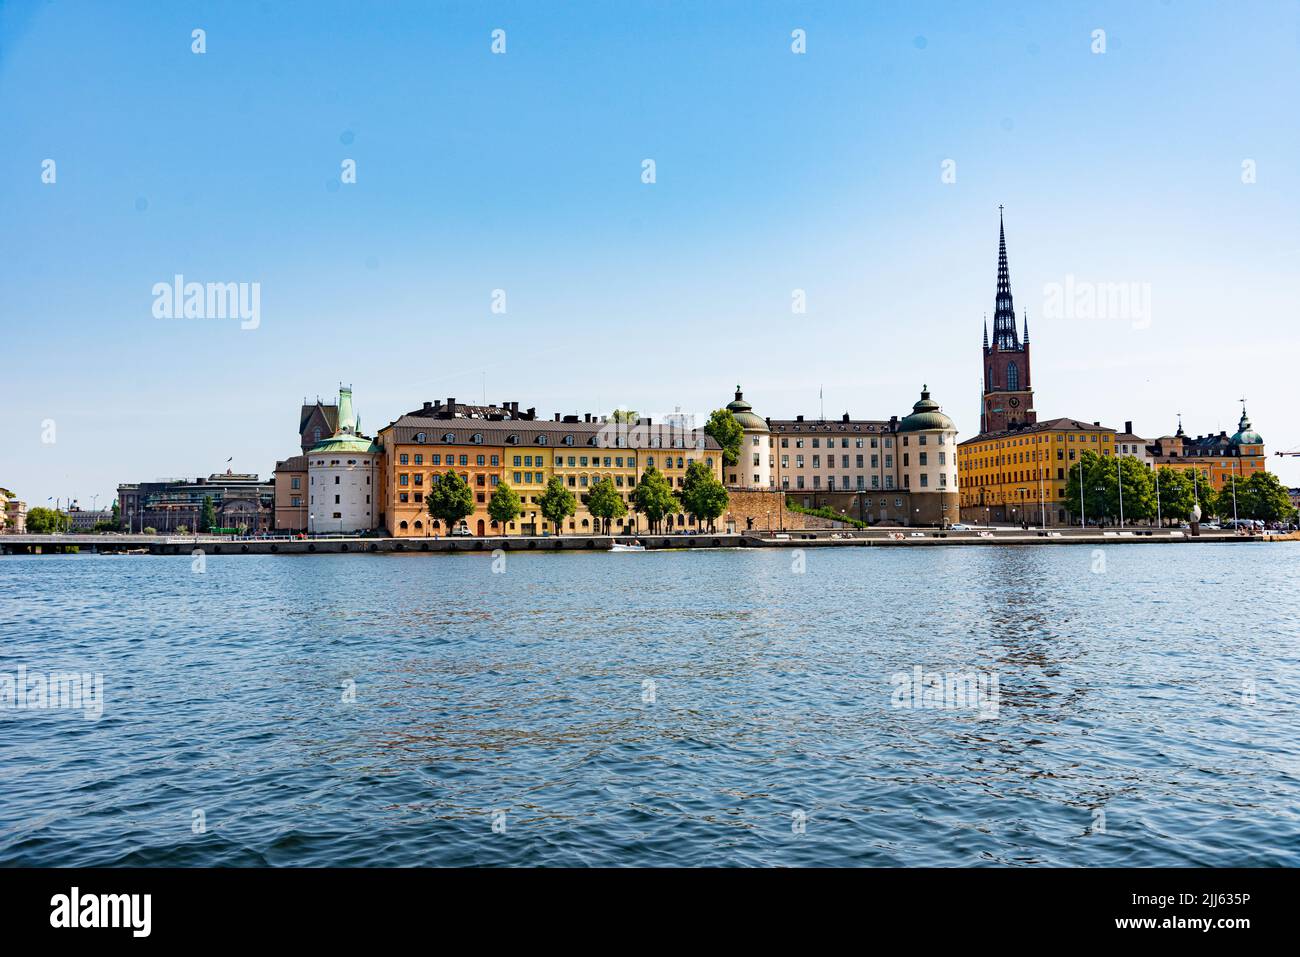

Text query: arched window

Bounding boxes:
[443,433,455,443]
[472,433,482,444]
[1007,362,1019,392]
[415,432,426,443]
[986,367,992,391]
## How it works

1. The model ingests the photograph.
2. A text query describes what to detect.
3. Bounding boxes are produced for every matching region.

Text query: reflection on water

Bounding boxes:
[1,543,1298,866]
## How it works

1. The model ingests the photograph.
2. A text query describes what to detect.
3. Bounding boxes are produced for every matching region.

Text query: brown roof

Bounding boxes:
[274,455,308,472]
[960,416,1117,446]
[769,417,894,434]
[379,416,722,451]
[299,402,338,435]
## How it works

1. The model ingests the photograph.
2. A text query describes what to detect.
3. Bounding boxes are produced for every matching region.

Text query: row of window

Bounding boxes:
[394,452,713,471]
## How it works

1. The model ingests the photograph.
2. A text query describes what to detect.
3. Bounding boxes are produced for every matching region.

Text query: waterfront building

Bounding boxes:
[118,471,274,533]
[723,387,773,489]
[766,386,961,526]
[306,387,382,534]
[272,455,308,532]
[376,399,724,536]
[0,488,26,534]
[1143,404,1266,492]
[959,418,1116,525]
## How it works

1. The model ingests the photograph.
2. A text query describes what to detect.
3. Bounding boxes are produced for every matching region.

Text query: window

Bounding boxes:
[399,454,409,465]
[415,432,426,443]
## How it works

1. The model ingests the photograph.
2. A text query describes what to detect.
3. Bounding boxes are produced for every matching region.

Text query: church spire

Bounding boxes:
[983,314,988,349]
[1022,308,1029,344]
[992,206,1020,351]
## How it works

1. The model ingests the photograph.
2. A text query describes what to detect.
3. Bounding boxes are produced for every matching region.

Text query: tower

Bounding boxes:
[980,208,1036,433]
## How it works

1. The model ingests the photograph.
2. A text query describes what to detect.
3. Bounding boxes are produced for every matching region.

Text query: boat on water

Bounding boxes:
[609,542,646,552]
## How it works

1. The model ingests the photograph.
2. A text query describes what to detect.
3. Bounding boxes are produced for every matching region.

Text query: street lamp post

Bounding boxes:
[1117,456,1125,529]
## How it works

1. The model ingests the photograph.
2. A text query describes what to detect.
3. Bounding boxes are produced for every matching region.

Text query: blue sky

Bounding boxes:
[3,0,1298,506]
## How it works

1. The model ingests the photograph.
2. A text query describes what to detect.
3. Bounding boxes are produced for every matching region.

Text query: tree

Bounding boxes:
[537,476,577,536]
[610,408,639,424]
[585,476,627,534]
[1061,451,1155,524]
[199,495,217,534]
[1238,471,1294,522]
[487,482,523,535]
[111,499,121,530]
[704,408,744,469]
[631,465,680,533]
[1153,467,1195,523]
[142,526,158,535]
[427,470,475,535]
[175,524,189,536]
[680,460,729,531]
[26,507,69,534]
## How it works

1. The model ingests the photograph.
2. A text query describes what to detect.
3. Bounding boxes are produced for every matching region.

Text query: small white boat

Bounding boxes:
[609,542,646,552]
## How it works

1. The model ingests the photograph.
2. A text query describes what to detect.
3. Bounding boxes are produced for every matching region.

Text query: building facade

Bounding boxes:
[118,472,274,533]
[1144,405,1266,492]
[306,387,382,534]
[0,488,26,534]
[376,399,725,536]
[723,387,773,489]
[761,386,961,526]
[959,418,1117,526]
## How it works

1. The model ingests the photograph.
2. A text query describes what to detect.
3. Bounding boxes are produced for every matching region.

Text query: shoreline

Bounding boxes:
[2,528,1285,556]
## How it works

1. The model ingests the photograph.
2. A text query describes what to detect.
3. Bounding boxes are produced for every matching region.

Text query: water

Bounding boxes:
[1,543,1298,867]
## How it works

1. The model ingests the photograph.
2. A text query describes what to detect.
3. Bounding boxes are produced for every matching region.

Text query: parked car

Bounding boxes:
[451,524,473,536]
[949,523,974,531]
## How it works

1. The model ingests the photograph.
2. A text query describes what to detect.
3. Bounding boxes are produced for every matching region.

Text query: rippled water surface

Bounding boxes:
[2,543,1298,866]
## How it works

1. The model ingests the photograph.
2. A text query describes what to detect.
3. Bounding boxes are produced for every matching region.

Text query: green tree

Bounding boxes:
[537,476,577,536]
[110,499,121,530]
[1238,471,1294,522]
[631,465,680,533]
[704,408,744,469]
[610,408,639,424]
[1062,451,1155,524]
[175,524,189,536]
[487,482,523,535]
[585,476,627,534]
[680,460,729,531]
[1153,467,1195,523]
[199,495,217,533]
[427,469,476,535]
[142,526,158,535]
[26,507,69,534]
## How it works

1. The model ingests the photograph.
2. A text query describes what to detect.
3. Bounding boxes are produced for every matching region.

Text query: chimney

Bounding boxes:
[554,413,561,422]
[584,413,591,423]
[796,414,804,422]
[447,397,457,417]
[1125,420,1132,434]
[422,401,432,412]
[1093,421,1100,427]
[842,412,850,423]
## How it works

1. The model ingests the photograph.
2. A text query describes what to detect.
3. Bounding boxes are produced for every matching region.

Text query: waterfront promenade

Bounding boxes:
[1,527,1276,555]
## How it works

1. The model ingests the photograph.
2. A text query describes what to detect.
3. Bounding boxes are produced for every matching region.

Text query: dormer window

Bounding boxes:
[537,435,548,445]
[415,432,426,443]
[507,434,519,445]
[564,435,574,446]
[472,433,482,444]
[443,433,455,443]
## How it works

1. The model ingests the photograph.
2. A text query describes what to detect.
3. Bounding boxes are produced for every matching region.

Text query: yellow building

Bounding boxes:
[376,403,724,536]
[958,418,1116,526]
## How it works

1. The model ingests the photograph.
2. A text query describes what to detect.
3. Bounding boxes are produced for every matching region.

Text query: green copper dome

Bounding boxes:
[1230,404,1262,446]
[725,386,769,432]
[308,433,381,455]
[898,385,954,432]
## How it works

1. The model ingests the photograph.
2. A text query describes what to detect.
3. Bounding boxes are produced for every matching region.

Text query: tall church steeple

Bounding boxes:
[979,208,1035,435]
[992,206,1020,351]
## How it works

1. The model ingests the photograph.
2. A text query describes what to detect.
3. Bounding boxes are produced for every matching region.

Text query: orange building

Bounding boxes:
[1145,405,1266,493]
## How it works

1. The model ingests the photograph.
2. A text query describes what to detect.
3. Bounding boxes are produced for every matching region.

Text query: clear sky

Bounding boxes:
[3,0,1298,507]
